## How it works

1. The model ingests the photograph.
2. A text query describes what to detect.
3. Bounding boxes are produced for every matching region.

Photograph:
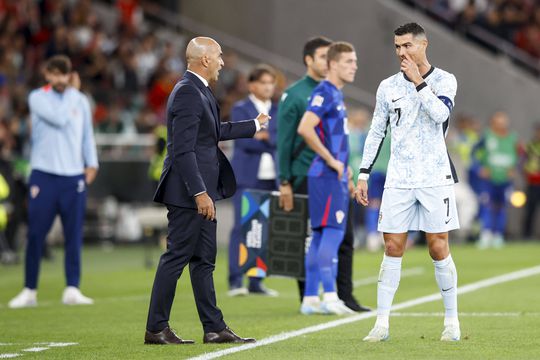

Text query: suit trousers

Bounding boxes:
[146,205,226,333]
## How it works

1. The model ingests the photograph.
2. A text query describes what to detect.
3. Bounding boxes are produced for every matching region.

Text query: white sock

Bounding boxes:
[375,254,402,329]
[323,292,339,302]
[302,296,320,306]
[433,254,459,326]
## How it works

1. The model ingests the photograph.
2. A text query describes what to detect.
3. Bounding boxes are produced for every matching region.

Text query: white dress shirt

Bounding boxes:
[249,94,276,180]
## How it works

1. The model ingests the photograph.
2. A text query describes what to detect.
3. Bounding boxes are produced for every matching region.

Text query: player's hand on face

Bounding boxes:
[255,113,271,128]
[354,180,369,206]
[327,158,345,180]
[194,192,215,221]
[278,183,294,212]
[400,54,422,85]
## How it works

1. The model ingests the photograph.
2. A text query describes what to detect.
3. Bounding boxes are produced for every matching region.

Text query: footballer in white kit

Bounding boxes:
[355,23,461,343]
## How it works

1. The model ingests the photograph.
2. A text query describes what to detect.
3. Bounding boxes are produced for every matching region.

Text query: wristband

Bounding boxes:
[358,173,370,181]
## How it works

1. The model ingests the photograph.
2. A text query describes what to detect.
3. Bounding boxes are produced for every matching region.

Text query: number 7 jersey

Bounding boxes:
[360,66,458,188]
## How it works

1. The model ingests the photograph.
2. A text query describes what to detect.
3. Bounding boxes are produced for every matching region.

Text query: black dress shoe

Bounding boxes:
[343,300,372,313]
[203,327,256,344]
[144,326,195,345]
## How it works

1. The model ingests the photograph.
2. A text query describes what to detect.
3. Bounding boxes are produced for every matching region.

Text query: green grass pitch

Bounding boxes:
[1,242,539,359]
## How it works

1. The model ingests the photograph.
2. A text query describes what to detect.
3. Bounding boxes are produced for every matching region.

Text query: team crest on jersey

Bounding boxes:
[77,179,85,193]
[311,95,324,107]
[335,210,345,224]
[30,185,40,199]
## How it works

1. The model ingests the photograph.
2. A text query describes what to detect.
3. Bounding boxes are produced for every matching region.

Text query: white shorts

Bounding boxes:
[378,185,460,233]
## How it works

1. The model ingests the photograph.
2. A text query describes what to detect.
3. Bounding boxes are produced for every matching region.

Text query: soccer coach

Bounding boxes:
[145,37,269,345]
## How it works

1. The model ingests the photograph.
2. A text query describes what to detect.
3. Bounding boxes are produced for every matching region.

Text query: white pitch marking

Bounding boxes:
[390,312,540,317]
[187,264,540,360]
[353,267,424,287]
[0,354,21,359]
[22,347,49,352]
[0,345,14,347]
[35,342,78,347]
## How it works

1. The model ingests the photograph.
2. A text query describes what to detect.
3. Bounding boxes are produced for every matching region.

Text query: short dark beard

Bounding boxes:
[52,84,67,93]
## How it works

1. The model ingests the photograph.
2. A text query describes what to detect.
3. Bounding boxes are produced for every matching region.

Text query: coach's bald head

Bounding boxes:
[186,37,224,82]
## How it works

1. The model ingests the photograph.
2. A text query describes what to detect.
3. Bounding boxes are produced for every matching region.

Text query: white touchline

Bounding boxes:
[36,342,79,347]
[187,264,540,360]
[390,312,540,317]
[22,347,49,352]
[0,354,21,359]
[353,267,424,287]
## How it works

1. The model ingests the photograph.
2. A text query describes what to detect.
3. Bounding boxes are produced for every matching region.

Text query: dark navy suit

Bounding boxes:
[228,98,278,289]
[146,71,257,333]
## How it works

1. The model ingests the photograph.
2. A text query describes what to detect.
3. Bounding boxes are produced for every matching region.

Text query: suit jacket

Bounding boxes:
[230,97,278,188]
[154,71,257,208]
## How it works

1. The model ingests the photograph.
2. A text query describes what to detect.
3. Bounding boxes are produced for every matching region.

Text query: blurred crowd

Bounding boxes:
[0,0,187,159]
[405,0,540,69]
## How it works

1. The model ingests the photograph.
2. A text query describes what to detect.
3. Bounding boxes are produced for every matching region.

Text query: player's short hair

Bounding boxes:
[394,23,427,38]
[248,64,276,83]
[327,41,355,66]
[45,55,72,74]
[302,36,332,66]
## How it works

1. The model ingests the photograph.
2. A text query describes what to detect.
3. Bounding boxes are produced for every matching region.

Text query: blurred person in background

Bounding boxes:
[364,133,390,252]
[0,121,14,264]
[347,108,369,240]
[213,50,248,123]
[277,36,369,312]
[447,114,481,241]
[0,171,10,262]
[227,64,279,297]
[348,109,391,253]
[521,122,540,239]
[8,55,98,308]
[473,111,518,248]
[148,124,167,190]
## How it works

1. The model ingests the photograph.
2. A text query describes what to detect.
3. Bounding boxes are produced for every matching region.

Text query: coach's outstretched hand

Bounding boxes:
[255,113,271,129]
[355,180,369,206]
[195,192,215,221]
